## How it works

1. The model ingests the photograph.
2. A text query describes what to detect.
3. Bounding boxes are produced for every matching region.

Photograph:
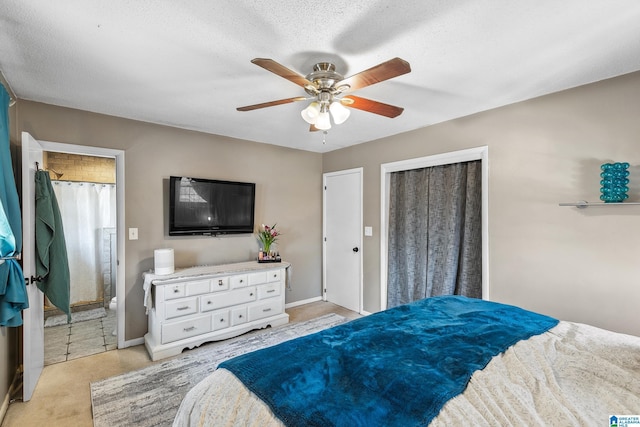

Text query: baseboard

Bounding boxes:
[285,296,322,309]
[0,368,22,424]
[122,337,145,348]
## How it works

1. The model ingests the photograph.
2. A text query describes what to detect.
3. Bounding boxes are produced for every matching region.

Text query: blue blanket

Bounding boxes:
[220,296,558,427]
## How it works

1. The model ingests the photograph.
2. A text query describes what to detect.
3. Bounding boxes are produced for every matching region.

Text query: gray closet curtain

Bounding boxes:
[387,160,482,308]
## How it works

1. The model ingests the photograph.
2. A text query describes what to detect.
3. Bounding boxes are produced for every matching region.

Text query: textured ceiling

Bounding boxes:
[1,1,640,153]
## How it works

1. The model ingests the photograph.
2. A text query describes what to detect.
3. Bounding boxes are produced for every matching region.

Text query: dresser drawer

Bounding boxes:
[164,283,186,300]
[186,279,211,295]
[211,276,229,292]
[161,315,211,344]
[230,274,248,289]
[231,306,248,326]
[248,271,267,286]
[257,282,281,300]
[248,299,283,322]
[201,287,256,311]
[213,310,230,331]
[165,297,198,320]
[267,269,281,283]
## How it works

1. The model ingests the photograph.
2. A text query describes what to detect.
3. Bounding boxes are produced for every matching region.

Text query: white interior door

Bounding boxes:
[21,131,44,402]
[323,168,362,313]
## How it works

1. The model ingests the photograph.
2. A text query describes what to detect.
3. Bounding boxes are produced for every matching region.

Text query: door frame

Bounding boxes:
[322,167,363,314]
[36,140,126,348]
[380,146,489,310]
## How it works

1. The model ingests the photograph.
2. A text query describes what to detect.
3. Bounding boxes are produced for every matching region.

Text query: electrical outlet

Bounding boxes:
[129,228,138,240]
[364,226,373,236]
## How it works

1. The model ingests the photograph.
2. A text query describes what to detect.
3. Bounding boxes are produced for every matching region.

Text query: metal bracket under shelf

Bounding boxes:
[559,200,640,209]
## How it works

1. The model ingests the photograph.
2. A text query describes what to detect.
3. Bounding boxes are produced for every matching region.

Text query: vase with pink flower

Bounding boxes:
[257,223,279,260]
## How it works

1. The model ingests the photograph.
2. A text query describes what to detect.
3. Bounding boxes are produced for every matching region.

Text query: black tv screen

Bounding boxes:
[169,176,255,236]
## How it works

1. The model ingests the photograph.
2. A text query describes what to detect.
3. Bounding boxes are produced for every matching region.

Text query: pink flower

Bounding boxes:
[258,223,280,249]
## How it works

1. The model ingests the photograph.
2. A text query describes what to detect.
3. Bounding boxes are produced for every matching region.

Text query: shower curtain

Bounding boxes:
[52,181,116,305]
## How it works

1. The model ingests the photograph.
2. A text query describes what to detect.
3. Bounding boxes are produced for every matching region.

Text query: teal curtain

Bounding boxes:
[0,84,28,326]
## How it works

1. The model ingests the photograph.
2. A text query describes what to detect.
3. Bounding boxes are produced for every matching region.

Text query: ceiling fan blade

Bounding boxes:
[342,95,404,118]
[251,58,312,88]
[237,96,307,112]
[338,57,411,92]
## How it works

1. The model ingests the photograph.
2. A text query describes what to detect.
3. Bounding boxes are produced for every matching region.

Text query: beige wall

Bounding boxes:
[324,70,640,337]
[13,103,323,341]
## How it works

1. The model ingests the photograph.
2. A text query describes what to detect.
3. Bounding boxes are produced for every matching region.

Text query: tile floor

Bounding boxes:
[44,309,117,365]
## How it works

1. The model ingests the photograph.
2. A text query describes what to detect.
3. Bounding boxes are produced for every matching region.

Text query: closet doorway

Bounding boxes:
[379,147,489,310]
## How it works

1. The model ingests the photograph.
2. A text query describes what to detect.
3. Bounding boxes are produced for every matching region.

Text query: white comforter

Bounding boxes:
[173,321,640,426]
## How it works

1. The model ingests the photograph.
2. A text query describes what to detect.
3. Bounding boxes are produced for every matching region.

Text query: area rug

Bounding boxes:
[44,307,107,327]
[90,313,347,427]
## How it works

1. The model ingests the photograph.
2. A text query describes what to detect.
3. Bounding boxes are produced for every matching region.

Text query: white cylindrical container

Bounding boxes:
[154,248,175,275]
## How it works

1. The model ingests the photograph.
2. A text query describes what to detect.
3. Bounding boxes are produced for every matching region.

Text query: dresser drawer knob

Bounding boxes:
[207,300,212,305]
[218,279,224,286]
[250,292,254,297]
[177,306,190,311]
[173,288,180,293]
[238,314,243,318]
[220,318,226,322]
[263,308,272,313]
[183,326,196,332]
[267,289,275,293]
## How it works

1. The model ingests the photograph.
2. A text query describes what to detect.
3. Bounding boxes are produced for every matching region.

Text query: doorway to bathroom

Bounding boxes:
[42,151,119,365]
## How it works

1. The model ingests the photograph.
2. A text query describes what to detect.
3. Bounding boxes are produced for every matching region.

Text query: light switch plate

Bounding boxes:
[364,226,373,236]
[129,228,138,240]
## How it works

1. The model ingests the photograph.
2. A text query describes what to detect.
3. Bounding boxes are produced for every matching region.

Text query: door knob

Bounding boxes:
[352,247,359,253]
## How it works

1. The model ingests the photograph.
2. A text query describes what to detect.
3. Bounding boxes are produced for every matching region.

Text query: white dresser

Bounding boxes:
[144,261,289,361]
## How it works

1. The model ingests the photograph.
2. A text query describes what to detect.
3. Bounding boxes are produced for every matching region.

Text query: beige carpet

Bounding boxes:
[90,313,347,427]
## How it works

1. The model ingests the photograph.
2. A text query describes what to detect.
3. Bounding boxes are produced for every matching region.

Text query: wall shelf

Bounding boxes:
[559,200,640,209]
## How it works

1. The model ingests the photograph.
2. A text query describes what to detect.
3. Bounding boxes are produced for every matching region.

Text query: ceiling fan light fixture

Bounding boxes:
[238,57,411,136]
[301,101,320,124]
[315,111,332,130]
[329,101,350,124]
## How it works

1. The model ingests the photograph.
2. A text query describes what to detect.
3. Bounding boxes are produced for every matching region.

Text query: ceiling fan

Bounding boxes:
[236,57,411,131]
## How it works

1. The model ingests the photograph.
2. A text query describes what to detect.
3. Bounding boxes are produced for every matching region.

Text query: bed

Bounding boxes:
[173,296,640,426]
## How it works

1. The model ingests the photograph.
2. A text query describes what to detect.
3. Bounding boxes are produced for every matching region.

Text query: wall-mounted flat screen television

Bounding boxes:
[169,176,255,236]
